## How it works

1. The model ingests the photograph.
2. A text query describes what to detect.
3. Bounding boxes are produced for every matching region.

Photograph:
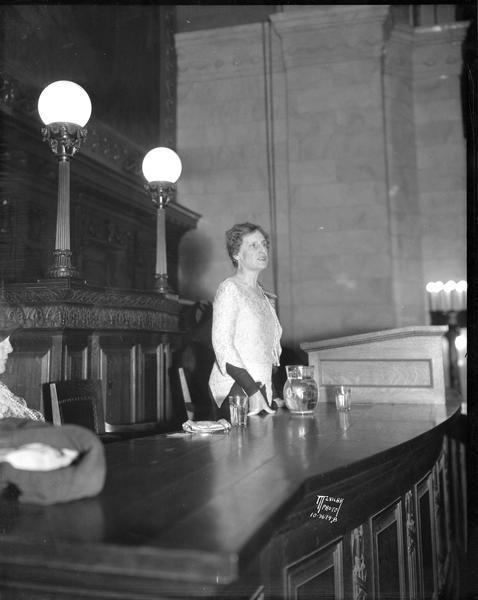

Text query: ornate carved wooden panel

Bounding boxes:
[433,436,453,597]
[350,525,367,600]
[405,490,419,600]
[2,282,183,428]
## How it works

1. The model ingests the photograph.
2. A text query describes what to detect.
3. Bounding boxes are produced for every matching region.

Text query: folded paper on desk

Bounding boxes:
[0,418,106,505]
[182,419,231,434]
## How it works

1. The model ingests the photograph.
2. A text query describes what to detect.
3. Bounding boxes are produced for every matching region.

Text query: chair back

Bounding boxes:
[49,379,106,434]
[178,367,195,420]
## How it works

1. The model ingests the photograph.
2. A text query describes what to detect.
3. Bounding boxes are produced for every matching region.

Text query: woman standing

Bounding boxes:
[208,223,282,418]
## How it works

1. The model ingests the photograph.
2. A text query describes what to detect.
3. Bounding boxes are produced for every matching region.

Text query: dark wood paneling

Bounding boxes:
[100,342,135,423]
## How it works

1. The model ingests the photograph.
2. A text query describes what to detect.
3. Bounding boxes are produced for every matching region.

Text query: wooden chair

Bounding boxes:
[178,367,195,421]
[49,380,106,433]
[49,379,160,441]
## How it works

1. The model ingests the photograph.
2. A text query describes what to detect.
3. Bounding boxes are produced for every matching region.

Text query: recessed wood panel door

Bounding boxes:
[64,331,89,380]
[140,340,171,423]
[370,500,406,600]
[284,539,344,600]
[98,338,135,424]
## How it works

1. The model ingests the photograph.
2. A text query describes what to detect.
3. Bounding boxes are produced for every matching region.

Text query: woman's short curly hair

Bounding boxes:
[225,222,270,268]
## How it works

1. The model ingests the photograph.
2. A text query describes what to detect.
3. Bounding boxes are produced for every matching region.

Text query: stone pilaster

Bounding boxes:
[382,24,424,326]
[271,6,396,342]
[413,23,468,286]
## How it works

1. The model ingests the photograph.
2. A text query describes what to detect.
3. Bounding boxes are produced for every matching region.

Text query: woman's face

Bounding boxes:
[0,337,13,375]
[234,230,269,272]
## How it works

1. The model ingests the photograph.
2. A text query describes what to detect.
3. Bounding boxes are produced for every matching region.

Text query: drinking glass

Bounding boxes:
[229,395,249,426]
[335,386,352,412]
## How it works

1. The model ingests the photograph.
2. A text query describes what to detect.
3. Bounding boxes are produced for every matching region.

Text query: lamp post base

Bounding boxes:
[154,274,174,295]
[47,250,79,279]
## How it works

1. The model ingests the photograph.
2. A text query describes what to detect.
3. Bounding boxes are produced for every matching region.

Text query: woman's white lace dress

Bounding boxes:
[208,277,282,407]
[0,382,44,421]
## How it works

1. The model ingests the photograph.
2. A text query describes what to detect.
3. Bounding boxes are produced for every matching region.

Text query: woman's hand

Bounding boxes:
[247,389,275,416]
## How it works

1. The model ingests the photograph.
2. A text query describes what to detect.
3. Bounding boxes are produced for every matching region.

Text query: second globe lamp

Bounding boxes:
[142,147,182,294]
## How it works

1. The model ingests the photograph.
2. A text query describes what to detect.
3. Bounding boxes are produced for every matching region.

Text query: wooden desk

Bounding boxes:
[0,400,466,599]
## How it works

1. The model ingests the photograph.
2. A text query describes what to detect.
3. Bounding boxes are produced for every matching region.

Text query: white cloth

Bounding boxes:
[208,277,282,407]
[0,382,44,421]
[182,419,231,434]
[0,443,78,471]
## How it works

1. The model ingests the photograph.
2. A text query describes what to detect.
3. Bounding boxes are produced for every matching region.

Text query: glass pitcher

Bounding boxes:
[283,365,319,414]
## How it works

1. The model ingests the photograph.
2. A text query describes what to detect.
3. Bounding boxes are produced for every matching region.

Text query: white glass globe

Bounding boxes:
[455,334,467,352]
[444,280,456,293]
[38,81,92,127]
[142,147,182,184]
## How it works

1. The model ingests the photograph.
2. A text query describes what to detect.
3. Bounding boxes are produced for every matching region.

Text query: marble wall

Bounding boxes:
[175,24,276,301]
[175,6,468,349]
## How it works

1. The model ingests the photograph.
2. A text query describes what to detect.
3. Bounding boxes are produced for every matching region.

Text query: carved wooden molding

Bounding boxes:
[4,281,180,332]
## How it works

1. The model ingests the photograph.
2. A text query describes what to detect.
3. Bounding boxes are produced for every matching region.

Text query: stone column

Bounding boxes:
[271,6,396,342]
[413,22,468,287]
[382,24,424,326]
